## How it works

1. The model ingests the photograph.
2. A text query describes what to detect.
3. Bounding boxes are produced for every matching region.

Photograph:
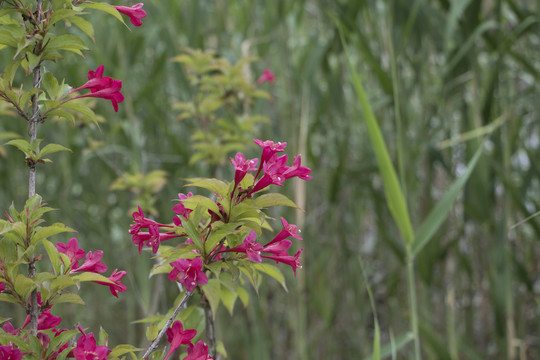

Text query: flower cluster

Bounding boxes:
[164,320,213,360]
[68,65,124,112]
[55,238,127,297]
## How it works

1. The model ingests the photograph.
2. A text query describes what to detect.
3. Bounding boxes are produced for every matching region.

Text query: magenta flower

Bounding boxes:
[265,217,303,246]
[184,340,214,360]
[23,309,62,330]
[55,238,86,270]
[250,155,288,194]
[130,206,171,234]
[73,330,110,360]
[231,152,258,185]
[2,322,19,335]
[224,231,264,263]
[113,3,147,27]
[262,249,303,276]
[282,155,312,180]
[253,139,287,165]
[0,282,4,292]
[256,69,275,85]
[168,257,208,292]
[72,250,107,274]
[69,65,124,112]
[173,192,194,220]
[0,344,22,360]
[263,239,292,257]
[163,320,197,360]
[93,269,127,297]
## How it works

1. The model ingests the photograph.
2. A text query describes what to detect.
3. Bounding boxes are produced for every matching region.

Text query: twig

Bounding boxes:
[142,291,193,359]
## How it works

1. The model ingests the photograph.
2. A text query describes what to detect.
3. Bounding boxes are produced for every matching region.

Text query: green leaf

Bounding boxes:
[182,195,221,218]
[33,223,75,243]
[61,101,98,123]
[181,217,203,250]
[13,274,35,300]
[411,146,483,257]
[41,72,60,99]
[201,279,221,319]
[337,21,414,245]
[252,262,287,291]
[0,293,22,305]
[6,139,32,157]
[46,34,89,55]
[254,193,299,208]
[50,293,85,305]
[69,16,95,42]
[145,324,159,342]
[49,9,78,26]
[45,330,78,358]
[205,222,243,254]
[38,143,72,158]
[82,2,126,24]
[362,332,415,360]
[219,282,238,315]
[72,272,114,284]
[50,275,76,293]
[109,344,141,359]
[236,286,249,307]
[184,177,230,198]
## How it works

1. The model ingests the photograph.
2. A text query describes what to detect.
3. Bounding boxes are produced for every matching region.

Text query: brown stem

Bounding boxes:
[142,291,193,359]
[27,0,43,336]
[204,299,217,359]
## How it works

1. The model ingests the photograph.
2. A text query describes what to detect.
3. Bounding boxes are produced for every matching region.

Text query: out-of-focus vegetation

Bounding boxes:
[1,0,539,359]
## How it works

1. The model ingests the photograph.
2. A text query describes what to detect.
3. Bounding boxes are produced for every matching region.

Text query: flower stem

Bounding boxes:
[142,291,193,359]
[204,299,217,359]
[27,0,43,336]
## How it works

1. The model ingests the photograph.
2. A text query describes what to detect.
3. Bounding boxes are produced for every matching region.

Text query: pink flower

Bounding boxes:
[256,69,275,85]
[130,206,171,234]
[168,257,208,292]
[263,239,292,257]
[23,309,62,330]
[253,139,287,165]
[113,3,147,27]
[261,249,303,276]
[163,320,197,360]
[224,231,264,263]
[173,192,194,220]
[69,65,124,112]
[2,322,19,335]
[0,344,22,360]
[73,330,110,360]
[93,269,127,297]
[183,340,214,360]
[231,152,258,186]
[265,217,302,246]
[282,155,312,180]
[0,282,4,292]
[72,251,107,274]
[55,238,86,270]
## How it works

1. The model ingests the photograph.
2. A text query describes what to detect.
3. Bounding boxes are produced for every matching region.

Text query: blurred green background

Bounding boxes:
[1,0,540,359]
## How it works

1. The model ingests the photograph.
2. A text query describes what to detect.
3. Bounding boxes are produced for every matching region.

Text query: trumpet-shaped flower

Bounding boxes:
[262,249,303,276]
[72,251,107,274]
[256,69,275,85]
[55,238,86,270]
[184,340,214,360]
[113,3,147,27]
[225,231,264,263]
[168,257,208,292]
[69,65,124,112]
[253,139,287,166]
[0,344,22,360]
[93,269,127,298]
[266,217,303,246]
[73,330,110,360]
[163,320,197,360]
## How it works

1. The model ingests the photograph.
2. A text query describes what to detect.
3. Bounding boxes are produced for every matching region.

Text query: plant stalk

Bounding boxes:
[204,299,217,359]
[142,291,193,359]
[27,0,43,336]
[406,250,421,360]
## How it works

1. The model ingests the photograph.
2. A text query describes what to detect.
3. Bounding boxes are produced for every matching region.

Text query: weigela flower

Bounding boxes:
[225,231,264,263]
[265,217,303,246]
[2,322,19,335]
[173,192,194,220]
[184,340,214,360]
[282,155,312,180]
[0,282,4,292]
[55,238,86,270]
[168,257,208,292]
[163,320,197,360]
[69,65,124,112]
[256,69,275,85]
[231,152,258,186]
[73,329,110,360]
[253,139,287,165]
[23,309,62,330]
[113,3,147,27]
[0,344,22,360]
[72,251,107,274]
[262,249,303,276]
[130,206,171,234]
[93,269,127,298]
[262,239,292,257]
